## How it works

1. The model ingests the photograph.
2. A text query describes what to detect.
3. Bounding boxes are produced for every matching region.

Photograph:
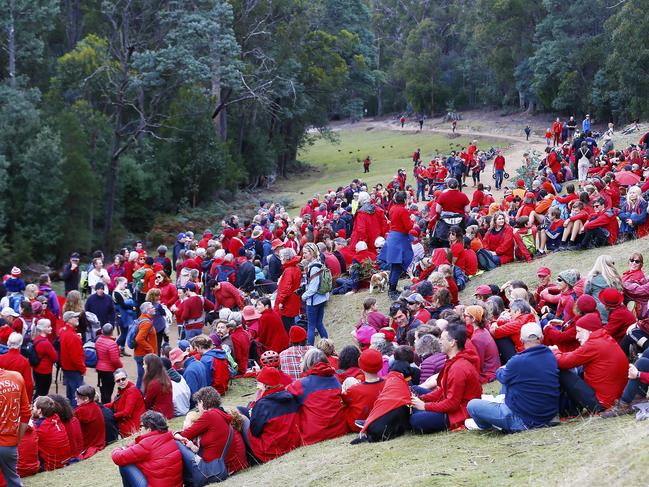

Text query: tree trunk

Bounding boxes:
[103,132,120,249]
[518,89,525,111]
[7,0,16,87]
[64,0,82,51]
[210,57,228,141]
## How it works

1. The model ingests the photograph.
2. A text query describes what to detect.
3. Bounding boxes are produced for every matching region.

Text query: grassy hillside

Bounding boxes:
[275,127,502,209]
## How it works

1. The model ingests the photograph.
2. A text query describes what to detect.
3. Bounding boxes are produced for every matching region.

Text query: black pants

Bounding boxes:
[33,372,52,398]
[98,370,115,404]
[366,406,411,442]
[281,316,295,334]
[495,337,517,365]
[579,227,608,249]
[559,369,604,414]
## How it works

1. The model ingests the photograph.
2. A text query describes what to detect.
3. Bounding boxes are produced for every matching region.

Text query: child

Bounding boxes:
[545,128,552,146]
[357,297,389,331]
[538,207,564,253]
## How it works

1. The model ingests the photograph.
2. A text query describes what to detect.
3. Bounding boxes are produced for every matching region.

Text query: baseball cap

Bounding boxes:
[474,285,492,296]
[520,322,543,341]
[63,310,80,322]
[537,267,551,278]
[0,307,19,318]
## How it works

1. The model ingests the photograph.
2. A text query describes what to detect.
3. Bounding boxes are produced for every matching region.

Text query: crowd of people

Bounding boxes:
[1,117,649,486]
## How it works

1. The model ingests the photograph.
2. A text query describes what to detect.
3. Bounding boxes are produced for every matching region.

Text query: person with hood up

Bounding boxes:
[286,348,348,445]
[349,191,388,254]
[410,323,482,433]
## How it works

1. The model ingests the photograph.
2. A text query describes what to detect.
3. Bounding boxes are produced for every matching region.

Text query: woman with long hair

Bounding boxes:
[63,290,90,341]
[142,354,174,419]
[585,254,622,323]
[301,242,330,346]
[146,288,168,352]
[481,211,515,268]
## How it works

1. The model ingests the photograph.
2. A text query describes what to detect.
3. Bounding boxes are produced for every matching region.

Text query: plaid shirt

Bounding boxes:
[279,345,313,380]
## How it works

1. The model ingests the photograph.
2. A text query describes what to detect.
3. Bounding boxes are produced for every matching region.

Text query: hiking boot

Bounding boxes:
[601,400,633,418]
[120,348,131,357]
[388,291,400,302]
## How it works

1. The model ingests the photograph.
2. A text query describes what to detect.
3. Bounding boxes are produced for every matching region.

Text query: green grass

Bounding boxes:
[275,127,503,209]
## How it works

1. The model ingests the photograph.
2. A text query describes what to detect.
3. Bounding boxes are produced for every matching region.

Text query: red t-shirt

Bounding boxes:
[451,242,467,274]
[494,155,505,170]
[437,190,470,214]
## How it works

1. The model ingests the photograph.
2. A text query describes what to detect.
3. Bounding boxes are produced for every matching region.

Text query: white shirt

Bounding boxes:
[87,268,110,292]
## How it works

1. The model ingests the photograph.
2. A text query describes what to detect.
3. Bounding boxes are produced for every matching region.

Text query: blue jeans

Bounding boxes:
[184,328,203,340]
[63,370,84,408]
[417,181,426,201]
[389,263,403,288]
[467,399,528,432]
[622,356,649,403]
[410,410,449,433]
[119,464,147,487]
[495,169,504,189]
[306,302,328,346]
[134,356,144,391]
[0,446,20,487]
[410,385,432,395]
[116,306,135,348]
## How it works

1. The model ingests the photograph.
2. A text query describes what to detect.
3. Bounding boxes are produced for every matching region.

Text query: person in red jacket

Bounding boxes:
[154,272,178,308]
[482,212,515,267]
[349,192,388,254]
[255,298,289,353]
[74,385,106,459]
[553,317,628,415]
[410,323,482,432]
[575,196,617,250]
[342,349,385,432]
[240,367,301,462]
[59,311,86,407]
[106,369,146,438]
[33,319,58,398]
[229,319,251,376]
[142,354,174,419]
[287,348,348,445]
[178,283,215,340]
[599,288,636,343]
[112,410,183,487]
[274,249,303,333]
[32,396,72,471]
[49,394,83,461]
[212,281,244,311]
[382,190,415,300]
[0,367,31,486]
[175,387,248,474]
[96,324,124,404]
[0,333,34,401]
[489,300,536,364]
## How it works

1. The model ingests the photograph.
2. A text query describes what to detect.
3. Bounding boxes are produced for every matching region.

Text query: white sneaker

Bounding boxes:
[464,418,485,431]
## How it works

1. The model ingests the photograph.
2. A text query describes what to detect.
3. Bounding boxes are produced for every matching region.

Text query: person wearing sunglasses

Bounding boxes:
[573,196,616,251]
[105,369,146,439]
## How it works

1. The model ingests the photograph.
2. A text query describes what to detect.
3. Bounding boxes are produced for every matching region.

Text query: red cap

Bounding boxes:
[336,229,347,238]
[358,349,383,374]
[289,326,307,343]
[474,285,492,296]
[525,192,535,199]
[537,267,551,277]
[576,294,598,314]
[598,287,624,307]
[257,367,282,387]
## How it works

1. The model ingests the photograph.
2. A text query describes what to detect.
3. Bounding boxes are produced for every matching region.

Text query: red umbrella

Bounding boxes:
[615,171,641,186]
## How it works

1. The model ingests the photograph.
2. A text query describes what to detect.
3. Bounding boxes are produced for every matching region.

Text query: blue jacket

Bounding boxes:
[85,293,115,327]
[619,197,648,235]
[39,285,60,317]
[200,349,232,385]
[182,356,208,402]
[267,254,283,282]
[496,345,559,427]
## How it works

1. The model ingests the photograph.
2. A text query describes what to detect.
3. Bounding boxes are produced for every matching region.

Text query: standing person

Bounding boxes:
[0,365,31,487]
[492,151,506,190]
[399,115,405,128]
[552,117,562,146]
[524,125,531,141]
[301,243,330,346]
[62,253,81,295]
[38,274,60,319]
[106,369,146,438]
[576,141,593,182]
[452,119,457,133]
[95,324,123,404]
[113,277,135,356]
[33,319,58,398]
[274,248,303,333]
[87,258,111,293]
[85,282,116,334]
[134,302,157,390]
[418,114,424,131]
[172,233,187,272]
[380,191,414,301]
[582,113,591,134]
[566,116,577,141]
[59,311,87,408]
[363,156,371,173]
[179,282,215,339]
[142,354,174,419]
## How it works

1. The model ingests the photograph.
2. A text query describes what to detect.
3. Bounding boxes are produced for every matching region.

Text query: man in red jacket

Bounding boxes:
[574,196,615,250]
[0,333,34,401]
[212,281,244,311]
[410,323,482,433]
[553,317,627,415]
[32,396,72,471]
[489,300,536,365]
[179,282,215,339]
[599,288,636,343]
[342,349,385,432]
[59,311,86,407]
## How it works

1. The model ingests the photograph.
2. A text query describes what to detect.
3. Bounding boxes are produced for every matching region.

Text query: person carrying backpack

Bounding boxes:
[33,319,58,398]
[133,302,157,390]
[301,243,331,346]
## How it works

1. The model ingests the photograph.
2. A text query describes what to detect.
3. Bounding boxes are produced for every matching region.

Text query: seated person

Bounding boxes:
[489,299,536,365]
[342,349,386,432]
[465,305,499,383]
[466,323,559,432]
[599,288,636,343]
[74,385,106,459]
[105,368,146,438]
[410,323,482,433]
[32,396,72,471]
[111,411,183,487]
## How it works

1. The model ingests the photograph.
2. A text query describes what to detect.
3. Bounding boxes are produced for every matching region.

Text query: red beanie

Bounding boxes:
[576,294,598,314]
[289,326,307,343]
[575,313,602,332]
[380,327,396,343]
[358,349,383,374]
[257,367,282,387]
[598,287,624,307]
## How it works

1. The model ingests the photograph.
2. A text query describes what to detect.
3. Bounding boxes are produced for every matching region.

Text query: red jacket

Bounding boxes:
[482,225,515,264]
[144,378,174,419]
[180,408,248,474]
[156,283,178,308]
[95,335,123,372]
[420,349,482,429]
[230,327,250,375]
[74,401,105,454]
[604,305,636,343]
[287,362,348,445]
[555,329,627,409]
[106,381,146,437]
[33,335,58,374]
[111,430,183,487]
[62,417,83,459]
[492,313,536,352]
[34,414,72,471]
[388,204,414,234]
[583,209,618,245]
[178,295,214,329]
[349,206,388,253]
[248,388,301,462]
[543,321,579,352]
[274,257,302,317]
[16,426,39,478]
[258,308,289,353]
[213,282,244,310]
[59,325,86,375]
[362,371,410,433]
[0,349,34,400]
[342,379,385,432]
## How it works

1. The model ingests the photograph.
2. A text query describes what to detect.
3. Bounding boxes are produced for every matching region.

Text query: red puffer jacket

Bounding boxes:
[420,349,482,429]
[95,335,123,373]
[491,312,536,352]
[286,362,348,445]
[258,308,289,353]
[34,414,72,471]
[274,257,302,318]
[482,225,515,264]
[349,204,389,253]
[106,381,146,437]
[111,430,183,487]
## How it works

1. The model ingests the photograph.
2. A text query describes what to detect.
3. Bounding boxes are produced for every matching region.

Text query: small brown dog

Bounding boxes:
[369,271,389,293]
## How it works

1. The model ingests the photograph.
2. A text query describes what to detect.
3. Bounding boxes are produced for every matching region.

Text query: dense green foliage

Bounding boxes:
[0,0,646,264]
